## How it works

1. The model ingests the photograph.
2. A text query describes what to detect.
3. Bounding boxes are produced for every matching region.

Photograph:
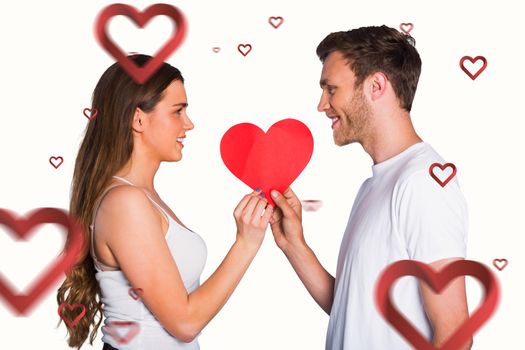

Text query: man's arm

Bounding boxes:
[420,257,472,349]
[270,188,335,314]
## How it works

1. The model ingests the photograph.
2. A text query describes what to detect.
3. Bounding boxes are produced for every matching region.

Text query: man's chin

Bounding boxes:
[333,135,354,147]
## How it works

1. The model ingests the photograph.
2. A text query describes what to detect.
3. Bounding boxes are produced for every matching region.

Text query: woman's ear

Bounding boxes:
[131,107,146,132]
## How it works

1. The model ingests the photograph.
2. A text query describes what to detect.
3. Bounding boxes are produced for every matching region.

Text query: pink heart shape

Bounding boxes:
[237,44,252,57]
[49,156,63,169]
[83,108,98,121]
[268,16,284,29]
[0,208,83,315]
[492,258,508,271]
[375,260,500,350]
[399,22,414,34]
[429,162,457,187]
[460,56,487,80]
[95,3,187,84]
[58,303,86,328]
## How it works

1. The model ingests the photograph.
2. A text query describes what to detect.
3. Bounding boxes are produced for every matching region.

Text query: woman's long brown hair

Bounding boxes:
[56,55,184,348]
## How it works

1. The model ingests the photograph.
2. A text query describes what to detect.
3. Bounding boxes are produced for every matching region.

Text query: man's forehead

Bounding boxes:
[320,52,354,84]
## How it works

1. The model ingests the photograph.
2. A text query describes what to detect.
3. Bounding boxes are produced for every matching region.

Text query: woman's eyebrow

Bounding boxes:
[172,102,188,108]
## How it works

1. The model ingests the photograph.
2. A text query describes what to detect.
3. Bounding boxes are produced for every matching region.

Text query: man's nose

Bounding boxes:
[317,91,329,112]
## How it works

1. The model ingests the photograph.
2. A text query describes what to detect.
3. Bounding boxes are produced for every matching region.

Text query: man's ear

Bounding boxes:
[131,107,146,132]
[366,71,388,102]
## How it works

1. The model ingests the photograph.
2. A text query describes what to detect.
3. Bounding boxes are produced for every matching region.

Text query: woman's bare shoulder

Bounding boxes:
[95,185,163,241]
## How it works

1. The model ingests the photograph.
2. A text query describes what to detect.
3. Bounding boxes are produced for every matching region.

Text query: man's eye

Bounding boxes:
[328,87,336,95]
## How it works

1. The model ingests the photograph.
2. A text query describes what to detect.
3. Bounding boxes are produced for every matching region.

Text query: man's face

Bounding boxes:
[318,51,372,146]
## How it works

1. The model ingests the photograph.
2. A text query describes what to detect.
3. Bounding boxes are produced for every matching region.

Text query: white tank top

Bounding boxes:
[89,175,207,349]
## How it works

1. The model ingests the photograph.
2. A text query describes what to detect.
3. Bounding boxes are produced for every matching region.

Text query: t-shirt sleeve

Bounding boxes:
[395,169,468,263]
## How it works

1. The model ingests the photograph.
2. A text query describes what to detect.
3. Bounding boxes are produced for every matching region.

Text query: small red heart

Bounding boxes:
[237,44,252,57]
[220,119,313,205]
[106,321,140,344]
[58,303,86,328]
[95,4,187,84]
[429,162,456,187]
[83,108,98,121]
[492,258,508,271]
[268,16,284,29]
[128,287,143,300]
[49,156,63,169]
[301,200,323,212]
[0,208,83,315]
[460,56,487,80]
[399,22,414,34]
[212,47,221,53]
[375,260,500,350]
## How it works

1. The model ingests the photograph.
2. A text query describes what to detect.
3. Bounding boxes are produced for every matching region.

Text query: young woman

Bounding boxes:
[57,54,273,349]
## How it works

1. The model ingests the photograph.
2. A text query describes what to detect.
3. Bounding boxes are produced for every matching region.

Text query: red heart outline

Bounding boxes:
[268,16,284,29]
[220,119,313,205]
[459,56,487,80]
[492,258,508,271]
[83,108,98,121]
[375,260,499,350]
[429,162,457,187]
[95,3,187,84]
[58,303,86,328]
[128,287,143,301]
[106,321,140,344]
[49,156,64,169]
[0,208,83,315]
[399,23,414,34]
[237,44,252,57]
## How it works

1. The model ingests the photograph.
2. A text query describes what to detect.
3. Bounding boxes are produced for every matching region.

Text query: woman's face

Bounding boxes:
[142,79,194,162]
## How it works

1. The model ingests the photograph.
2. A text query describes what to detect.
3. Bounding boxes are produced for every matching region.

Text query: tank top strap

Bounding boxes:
[111,176,171,223]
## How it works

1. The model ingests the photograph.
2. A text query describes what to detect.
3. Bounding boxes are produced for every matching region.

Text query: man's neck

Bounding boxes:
[361,112,423,165]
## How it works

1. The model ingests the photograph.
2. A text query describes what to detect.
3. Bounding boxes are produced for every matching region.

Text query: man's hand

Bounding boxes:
[269,187,335,314]
[269,188,305,253]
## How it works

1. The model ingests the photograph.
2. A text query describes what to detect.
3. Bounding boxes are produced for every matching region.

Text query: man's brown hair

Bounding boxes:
[316,25,421,112]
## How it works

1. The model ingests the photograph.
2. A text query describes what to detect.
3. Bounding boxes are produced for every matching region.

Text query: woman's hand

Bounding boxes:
[233,189,274,249]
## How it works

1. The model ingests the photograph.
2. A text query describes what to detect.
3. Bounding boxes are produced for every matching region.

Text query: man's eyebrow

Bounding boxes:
[172,102,188,108]
[320,79,335,88]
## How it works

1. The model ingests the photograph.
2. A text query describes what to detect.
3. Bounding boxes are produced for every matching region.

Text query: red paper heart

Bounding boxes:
[429,162,456,187]
[460,56,487,80]
[0,208,83,315]
[128,287,143,301]
[49,156,63,169]
[83,108,98,121]
[220,119,313,205]
[237,44,252,57]
[492,258,508,271]
[399,22,414,34]
[375,260,499,350]
[58,303,86,328]
[268,16,284,29]
[95,3,187,84]
[107,321,140,344]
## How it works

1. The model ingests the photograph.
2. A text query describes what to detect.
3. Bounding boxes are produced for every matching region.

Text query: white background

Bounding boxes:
[0,0,523,348]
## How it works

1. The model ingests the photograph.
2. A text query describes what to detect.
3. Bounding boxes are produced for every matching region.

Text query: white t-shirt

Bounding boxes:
[325,142,468,350]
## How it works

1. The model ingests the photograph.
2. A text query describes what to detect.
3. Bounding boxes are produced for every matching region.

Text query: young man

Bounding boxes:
[269,26,472,349]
